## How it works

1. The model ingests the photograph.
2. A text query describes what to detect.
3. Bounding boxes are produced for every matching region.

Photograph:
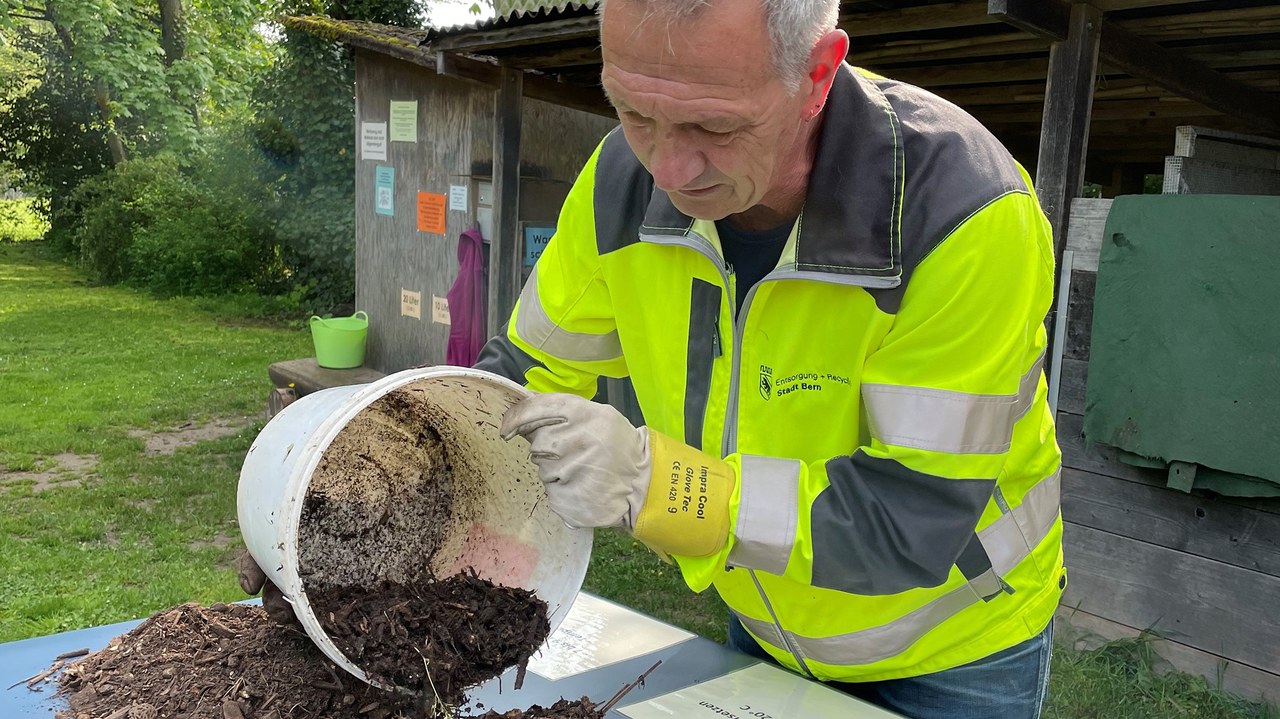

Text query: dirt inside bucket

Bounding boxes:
[297,388,463,590]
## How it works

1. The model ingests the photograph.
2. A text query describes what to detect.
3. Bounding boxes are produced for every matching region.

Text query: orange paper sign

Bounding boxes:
[417,192,447,234]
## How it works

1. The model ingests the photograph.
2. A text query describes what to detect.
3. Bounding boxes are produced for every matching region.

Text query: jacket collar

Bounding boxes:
[638,64,904,283]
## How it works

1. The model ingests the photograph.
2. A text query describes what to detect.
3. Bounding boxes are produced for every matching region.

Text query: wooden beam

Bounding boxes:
[851,31,1047,65]
[988,0,1069,41]
[436,52,613,118]
[840,1,996,37]
[1101,23,1280,135]
[1035,2,1101,384]
[429,14,599,54]
[989,0,1280,134]
[509,43,601,71]
[1124,6,1280,42]
[488,67,524,338]
[886,57,1050,86]
[1036,3,1102,267]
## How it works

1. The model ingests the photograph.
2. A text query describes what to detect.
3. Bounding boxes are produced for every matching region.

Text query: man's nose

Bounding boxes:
[648,129,705,193]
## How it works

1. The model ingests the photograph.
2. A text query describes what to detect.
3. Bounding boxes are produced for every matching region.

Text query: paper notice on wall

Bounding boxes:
[375,166,394,216]
[431,296,451,325]
[618,664,900,719]
[361,122,387,161]
[417,192,447,234]
[400,289,421,319]
[389,101,417,142]
[449,184,469,212]
[527,594,693,681]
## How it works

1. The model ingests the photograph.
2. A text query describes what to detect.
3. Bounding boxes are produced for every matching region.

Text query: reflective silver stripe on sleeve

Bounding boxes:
[862,352,1045,455]
[735,467,1060,667]
[514,267,623,363]
[727,455,801,576]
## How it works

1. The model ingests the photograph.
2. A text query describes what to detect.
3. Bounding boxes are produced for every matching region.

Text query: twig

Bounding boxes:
[598,660,662,714]
[7,661,63,690]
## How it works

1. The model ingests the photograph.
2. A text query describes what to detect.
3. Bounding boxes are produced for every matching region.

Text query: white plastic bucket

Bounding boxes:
[237,366,592,688]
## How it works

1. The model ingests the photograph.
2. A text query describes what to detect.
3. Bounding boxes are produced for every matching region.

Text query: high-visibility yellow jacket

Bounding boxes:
[476,64,1065,683]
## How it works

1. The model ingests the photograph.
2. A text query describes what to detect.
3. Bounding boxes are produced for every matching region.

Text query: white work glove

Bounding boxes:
[500,393,651,530]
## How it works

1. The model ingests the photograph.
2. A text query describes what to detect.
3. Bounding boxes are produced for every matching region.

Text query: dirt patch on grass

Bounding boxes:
[128,417,251,456]
[188,530,235,553]
[0,452,99,492]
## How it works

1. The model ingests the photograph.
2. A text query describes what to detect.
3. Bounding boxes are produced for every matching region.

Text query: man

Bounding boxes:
[481,1,1063,717]
[244,0,1064,715]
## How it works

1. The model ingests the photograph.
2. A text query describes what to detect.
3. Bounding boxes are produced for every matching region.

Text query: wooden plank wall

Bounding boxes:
[355,52,615,373]
[1055,198,1280,706]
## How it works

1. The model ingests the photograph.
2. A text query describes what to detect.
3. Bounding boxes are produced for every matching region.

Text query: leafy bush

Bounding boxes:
[64,138,290,297]
[63,156,177,284]
[0,198,49,243]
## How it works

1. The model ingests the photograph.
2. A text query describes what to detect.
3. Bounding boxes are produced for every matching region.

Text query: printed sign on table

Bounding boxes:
[618,663,902,719]
[527,594,693,681]
[375,166,394,216]
[389,101,417,142]
[361,122,387,161]
[417,192,447,234]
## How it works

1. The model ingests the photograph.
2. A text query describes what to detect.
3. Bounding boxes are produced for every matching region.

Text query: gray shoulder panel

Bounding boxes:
[593,128,654,256]
[870,78,1031,313]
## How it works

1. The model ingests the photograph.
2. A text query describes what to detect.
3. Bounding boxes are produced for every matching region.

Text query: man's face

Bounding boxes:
[600,0,812,221]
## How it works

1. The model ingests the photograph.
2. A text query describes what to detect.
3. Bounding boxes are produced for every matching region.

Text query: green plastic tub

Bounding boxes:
[309,311,368,369]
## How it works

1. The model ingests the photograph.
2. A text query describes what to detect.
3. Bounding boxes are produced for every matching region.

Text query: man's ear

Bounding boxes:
[805,29,850,112]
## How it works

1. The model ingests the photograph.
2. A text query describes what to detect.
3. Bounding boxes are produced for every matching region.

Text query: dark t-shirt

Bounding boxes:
[716,218,792,313]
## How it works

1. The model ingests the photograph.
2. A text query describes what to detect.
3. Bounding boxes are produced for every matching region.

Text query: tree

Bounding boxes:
[249,0,423,310]
[0,0,268,164]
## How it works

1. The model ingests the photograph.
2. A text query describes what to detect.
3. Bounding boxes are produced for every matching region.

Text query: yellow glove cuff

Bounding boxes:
[633,430,733,558]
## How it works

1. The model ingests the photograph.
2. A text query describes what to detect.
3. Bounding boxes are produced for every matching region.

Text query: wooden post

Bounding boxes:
[1036,2,1101,264]
[1035,3,1100,382]
[488,66,524,338]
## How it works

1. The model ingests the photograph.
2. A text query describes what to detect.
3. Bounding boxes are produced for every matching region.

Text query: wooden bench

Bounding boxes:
[266,358,387,418]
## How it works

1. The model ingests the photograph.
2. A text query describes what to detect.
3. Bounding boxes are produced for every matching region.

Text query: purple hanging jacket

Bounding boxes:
[446,228,488,367]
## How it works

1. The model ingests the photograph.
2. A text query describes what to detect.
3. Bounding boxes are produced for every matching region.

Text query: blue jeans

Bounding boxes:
[728,615,1053,719]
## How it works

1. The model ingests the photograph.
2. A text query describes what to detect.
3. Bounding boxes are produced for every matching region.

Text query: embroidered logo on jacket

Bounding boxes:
[759,365,773,400]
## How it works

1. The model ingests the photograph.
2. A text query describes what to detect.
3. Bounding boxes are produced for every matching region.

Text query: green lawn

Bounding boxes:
[0,240,1274,718]
[0,240,313,639]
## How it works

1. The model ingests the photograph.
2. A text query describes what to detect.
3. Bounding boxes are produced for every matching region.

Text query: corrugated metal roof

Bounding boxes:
[492,1,598,21]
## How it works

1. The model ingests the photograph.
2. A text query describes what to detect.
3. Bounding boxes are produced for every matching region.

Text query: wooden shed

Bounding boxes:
[290,0,1280,705]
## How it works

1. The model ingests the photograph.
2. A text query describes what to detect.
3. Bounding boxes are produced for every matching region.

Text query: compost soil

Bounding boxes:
[307,570,550,703]
[469,697,603,718]
[48,600,584,719]
[54,602,418,719]
[297,388,466,591]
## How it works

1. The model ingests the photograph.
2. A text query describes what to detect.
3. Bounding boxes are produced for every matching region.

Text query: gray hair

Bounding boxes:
[598,0,840,92]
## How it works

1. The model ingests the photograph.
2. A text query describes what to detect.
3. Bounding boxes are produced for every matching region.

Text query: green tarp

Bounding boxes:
[1082,195,1280,497]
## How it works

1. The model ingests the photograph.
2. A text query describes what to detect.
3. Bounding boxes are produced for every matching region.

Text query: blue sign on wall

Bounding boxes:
[523,225,556,267]
[375,166,395,217]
